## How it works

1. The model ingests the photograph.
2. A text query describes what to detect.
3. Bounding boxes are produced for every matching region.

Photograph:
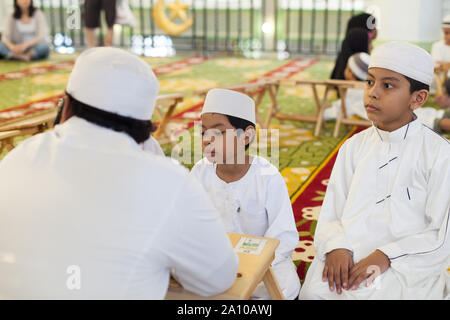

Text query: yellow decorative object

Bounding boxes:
[153,0,193,36]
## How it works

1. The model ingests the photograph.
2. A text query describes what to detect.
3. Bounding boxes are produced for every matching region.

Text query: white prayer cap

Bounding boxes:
[348,52,370,81]
[368,41,433,86]
[442,14,450,27]
[201,88,256,125]
[66,47,159,120]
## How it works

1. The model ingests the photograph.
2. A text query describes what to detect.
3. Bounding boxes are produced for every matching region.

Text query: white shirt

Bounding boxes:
[141,135,165,156]
[311,116,450,298]
[431,40,450,80]
[0,117,238,299]
[432,40,450,64]
[190,156,299,265]
[324,88,367,121]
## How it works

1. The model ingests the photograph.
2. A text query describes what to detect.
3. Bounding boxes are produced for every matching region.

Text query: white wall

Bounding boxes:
[0,1,13,32]
[365,0,443,44]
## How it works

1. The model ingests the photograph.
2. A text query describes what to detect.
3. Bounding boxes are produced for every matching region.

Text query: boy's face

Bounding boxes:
[364,67,428,132]
[200,113,249,164]
[444,27,450,46]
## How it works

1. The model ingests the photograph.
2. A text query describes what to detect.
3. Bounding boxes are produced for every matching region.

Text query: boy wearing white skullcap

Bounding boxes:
[324,52,370,121]
[190,88,301,299]
[431,14,450,78]
[0,47,239,299]
[300,42,450,300]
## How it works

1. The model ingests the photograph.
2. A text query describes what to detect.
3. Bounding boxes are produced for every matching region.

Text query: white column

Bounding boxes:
[262,0,276,51]
[0,1,13,32]
[365,0,443,43]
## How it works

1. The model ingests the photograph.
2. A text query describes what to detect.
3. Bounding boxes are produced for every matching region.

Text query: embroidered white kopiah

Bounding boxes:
[369,41,434,86]
[201,88,256,125]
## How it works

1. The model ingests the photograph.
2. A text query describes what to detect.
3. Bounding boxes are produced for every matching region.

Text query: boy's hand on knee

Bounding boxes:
[348,250,390,290]
[322,248,354,294]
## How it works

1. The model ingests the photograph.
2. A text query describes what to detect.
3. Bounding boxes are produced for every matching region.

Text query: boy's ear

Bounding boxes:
[243,126,256,145]
[409,89,429,111]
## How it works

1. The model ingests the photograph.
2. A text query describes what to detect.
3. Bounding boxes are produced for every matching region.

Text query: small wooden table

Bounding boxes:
[152,93,185,143]
[327,79,370,137]
[266,78,370,137]
[165,233,284,300]
[0,110,57,154]
[0,109,57,132]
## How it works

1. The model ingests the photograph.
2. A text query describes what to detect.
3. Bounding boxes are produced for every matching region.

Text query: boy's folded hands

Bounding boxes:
[323,248,391,294]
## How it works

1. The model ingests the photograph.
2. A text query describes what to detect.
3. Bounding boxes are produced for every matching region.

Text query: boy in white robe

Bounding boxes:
[190,88,301,299]
[324,52,370,121]
[432,15,450,76]
[431,14,450,95]
[300,42,450,300]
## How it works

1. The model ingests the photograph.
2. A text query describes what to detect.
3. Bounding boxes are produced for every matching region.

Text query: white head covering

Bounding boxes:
[442,14,450,27]
[201,88,256,125]
[368,41,433,86]
[66,47,159,120]
[348,52,370,81]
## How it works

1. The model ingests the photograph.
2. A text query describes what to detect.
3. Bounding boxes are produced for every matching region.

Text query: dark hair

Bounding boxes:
[13,0,36,19]
[445,78,450,95]
[404,76,430,94]
[66,94,155,144]
[225,115,255,151]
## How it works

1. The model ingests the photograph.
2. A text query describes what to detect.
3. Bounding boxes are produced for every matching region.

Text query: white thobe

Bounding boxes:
[432,40,450,66]
[141,135,165,156]
[431,40,450,92]
[190,155,301,299]
[323,88,368,121]
[300,116,450,300]
[414,107,445,130]
[0,116,238,299]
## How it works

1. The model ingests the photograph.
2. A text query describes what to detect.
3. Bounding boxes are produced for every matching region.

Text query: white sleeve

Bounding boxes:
[314,141,355,260]
[378,146,450,261]
[264,173,299,265]
[431,41,443,63]
[163,176,238,296]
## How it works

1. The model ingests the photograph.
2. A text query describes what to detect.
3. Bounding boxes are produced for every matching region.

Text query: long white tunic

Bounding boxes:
[190,155,301,299]
[0,117,238,299]
[431,40,450,92]
[300,116,450,299]
[431,40,450,65]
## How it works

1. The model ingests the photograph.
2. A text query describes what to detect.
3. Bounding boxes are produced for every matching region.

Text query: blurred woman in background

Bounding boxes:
[0,0,50,61]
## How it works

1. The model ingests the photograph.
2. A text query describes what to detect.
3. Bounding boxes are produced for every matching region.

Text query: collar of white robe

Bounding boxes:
[374,113,420,143]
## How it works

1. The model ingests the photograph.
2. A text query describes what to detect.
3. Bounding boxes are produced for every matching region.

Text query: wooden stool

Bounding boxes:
[165,233,284,300]
[269,78,331,136]
[0,109,57,132]
[329,79,371,137]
